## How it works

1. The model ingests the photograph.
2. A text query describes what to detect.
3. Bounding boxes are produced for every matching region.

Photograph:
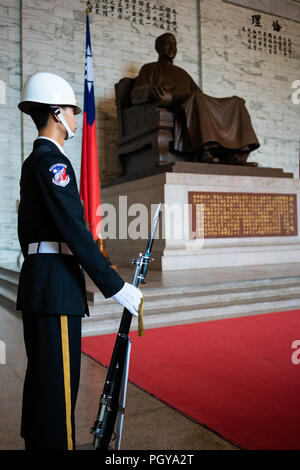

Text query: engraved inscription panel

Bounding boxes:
[188,192,298,239]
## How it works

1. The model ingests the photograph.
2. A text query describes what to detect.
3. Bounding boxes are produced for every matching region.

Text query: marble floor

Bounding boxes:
[0,299,237,451]
[2,262,300,451]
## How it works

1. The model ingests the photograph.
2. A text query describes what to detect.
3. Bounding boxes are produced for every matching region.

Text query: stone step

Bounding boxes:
[1,261,300,296]
[86,291,300,321]
[2,261,300,293]
[1,263,299,338]
[87,282,300,316]
[2,261,300,308]
[87,276,300,303]
[2,271,299,323]
[0,265,20,285]
[82,292,300,336]
[0,277,17,304]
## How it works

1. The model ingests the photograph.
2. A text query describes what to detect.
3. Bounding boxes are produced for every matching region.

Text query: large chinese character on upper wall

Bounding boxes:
[241,15,293,58]
[223,0,300,23]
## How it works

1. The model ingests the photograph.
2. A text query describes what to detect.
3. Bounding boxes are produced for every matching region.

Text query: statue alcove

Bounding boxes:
[112,75,291,181]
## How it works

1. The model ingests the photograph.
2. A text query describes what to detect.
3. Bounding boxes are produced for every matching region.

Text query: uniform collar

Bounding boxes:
[35,136,67,156]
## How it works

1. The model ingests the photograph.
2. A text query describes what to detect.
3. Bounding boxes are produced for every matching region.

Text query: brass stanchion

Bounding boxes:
[96,237,119,271]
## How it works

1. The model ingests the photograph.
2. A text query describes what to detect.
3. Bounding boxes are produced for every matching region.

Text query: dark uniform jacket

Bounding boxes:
[17,138,124,317]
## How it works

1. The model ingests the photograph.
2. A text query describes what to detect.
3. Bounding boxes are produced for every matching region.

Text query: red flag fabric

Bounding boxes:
[80,14,101,240]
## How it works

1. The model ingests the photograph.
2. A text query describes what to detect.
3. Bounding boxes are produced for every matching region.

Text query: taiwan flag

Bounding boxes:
[80,13,101,240]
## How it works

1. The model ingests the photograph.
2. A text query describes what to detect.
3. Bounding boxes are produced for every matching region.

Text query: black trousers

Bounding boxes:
[21,312,82,450]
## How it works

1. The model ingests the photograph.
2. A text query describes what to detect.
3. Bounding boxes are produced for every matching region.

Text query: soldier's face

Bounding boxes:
[159,35,177,60]
[60,106,77,136]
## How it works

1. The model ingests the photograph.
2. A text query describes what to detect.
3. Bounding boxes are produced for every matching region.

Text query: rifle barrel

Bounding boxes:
[91,203,161,450]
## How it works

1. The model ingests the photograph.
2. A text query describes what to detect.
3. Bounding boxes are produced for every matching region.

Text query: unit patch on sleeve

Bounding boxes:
[49,163,70,187]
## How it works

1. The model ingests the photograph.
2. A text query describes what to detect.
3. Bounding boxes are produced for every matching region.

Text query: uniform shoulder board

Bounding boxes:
[49,163,70,187]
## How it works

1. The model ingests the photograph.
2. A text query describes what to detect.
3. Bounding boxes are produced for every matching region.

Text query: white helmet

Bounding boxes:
[18,72,81,115]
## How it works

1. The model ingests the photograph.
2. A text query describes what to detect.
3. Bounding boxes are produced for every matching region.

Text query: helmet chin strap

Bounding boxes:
[50,105,74,140]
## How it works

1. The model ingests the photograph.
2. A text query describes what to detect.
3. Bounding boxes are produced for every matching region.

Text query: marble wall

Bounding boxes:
[200,0,300,174]
[21,0,200,183]
[0,0,21,262]
[0,0,299,263]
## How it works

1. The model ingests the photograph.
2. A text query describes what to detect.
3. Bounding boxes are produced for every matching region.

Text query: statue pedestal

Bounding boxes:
[101,163,300,271]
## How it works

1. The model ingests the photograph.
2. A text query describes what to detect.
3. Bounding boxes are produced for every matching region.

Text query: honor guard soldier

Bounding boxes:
[17,72,142,450]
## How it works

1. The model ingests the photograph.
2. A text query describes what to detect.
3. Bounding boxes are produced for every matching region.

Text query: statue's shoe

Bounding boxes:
[201,151,220,163]
[226,154,258,167]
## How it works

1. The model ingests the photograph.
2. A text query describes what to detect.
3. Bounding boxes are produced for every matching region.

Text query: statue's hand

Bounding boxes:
[148,86,172,107]
[157,92,172,107]
[148,85,165,101]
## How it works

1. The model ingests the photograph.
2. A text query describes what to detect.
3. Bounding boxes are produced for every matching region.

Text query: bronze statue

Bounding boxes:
[131,33,260,166]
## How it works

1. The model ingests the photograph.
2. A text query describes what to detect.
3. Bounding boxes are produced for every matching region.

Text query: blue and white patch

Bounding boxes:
[49,163,70,187]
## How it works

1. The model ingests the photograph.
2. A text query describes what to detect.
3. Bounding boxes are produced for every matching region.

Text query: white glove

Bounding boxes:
[112,282,143,317]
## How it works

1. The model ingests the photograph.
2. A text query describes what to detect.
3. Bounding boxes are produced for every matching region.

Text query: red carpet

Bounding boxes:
[82,310,300,450]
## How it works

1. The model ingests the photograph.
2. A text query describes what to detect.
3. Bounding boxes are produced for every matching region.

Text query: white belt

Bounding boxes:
[28,241,73,255]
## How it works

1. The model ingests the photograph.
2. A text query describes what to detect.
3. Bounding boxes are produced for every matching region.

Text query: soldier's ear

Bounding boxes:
[52,113,61,123]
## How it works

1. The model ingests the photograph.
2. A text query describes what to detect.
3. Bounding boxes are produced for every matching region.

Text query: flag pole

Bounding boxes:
[82,8,119,271]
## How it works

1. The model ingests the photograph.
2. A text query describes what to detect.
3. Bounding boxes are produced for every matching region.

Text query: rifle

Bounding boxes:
[90,203,161,450]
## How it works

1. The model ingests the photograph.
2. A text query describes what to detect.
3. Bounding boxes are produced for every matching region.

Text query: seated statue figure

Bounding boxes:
[131,33,260,165]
